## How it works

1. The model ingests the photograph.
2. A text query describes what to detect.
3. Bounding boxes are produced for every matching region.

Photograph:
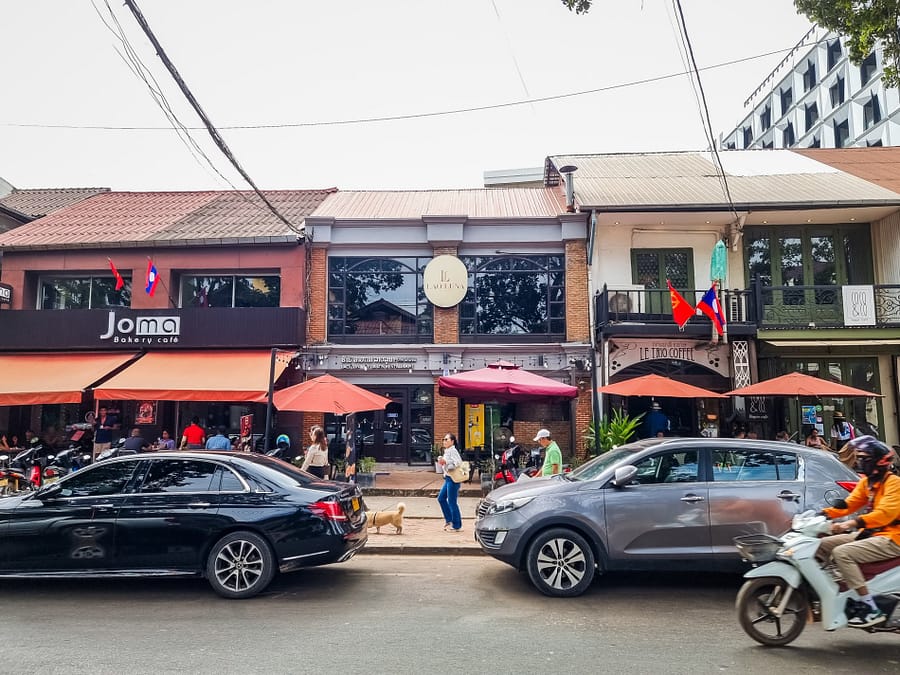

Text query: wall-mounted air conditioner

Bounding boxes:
[607,284,645,314]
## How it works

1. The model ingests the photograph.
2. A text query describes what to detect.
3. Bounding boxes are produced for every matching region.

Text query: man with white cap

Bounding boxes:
[534,428,562,476]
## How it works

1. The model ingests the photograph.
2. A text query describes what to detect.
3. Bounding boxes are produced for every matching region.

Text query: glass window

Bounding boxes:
[863,95,882,129]
[803,61,816,91]
[783,122,795,147]
[215,465,245,492]
[834,119,850,148]
[459,256,565,337]
[742,126,753,148]
[829,77,845,107]
[860,52,878,85]
[804,103,819,132]
[139,459,217,493]
[58,461,140,497]
[632,451,700,485]
[759,106,771,131]
[180,275,280,308]
[39,276,131,310]
[780,87,793,115]
[328,257,432,339]
[827,40,842,71]
[712,450,797,481]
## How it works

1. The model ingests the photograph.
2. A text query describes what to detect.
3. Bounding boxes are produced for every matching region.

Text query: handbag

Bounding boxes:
[447,461,470,483]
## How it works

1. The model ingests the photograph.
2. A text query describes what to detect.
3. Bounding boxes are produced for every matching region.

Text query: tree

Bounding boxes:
[794,1,900,86]
[562,0,593,13]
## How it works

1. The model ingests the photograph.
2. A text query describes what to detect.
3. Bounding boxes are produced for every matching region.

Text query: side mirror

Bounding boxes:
[0,455,7,461]
[37,482,63,501]
[825,492,848,509]
[611,465,638,487]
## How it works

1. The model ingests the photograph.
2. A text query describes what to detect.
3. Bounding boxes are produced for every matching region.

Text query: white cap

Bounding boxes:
[509,436,515,443]
[533,429,551,442]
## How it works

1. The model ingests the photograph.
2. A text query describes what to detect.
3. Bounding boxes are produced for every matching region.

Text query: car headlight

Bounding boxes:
[487,496,535,516]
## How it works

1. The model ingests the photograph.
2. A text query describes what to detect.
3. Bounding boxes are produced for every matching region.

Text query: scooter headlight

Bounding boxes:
[487,496,535,516]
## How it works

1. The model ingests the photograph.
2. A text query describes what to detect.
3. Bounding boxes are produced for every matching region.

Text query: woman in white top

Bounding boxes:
[436,432,463,532]
[830,411,855,446]
[301,426,330,479]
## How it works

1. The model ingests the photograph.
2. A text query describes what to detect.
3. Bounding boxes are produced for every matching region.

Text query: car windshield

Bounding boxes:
[566,447,637,481]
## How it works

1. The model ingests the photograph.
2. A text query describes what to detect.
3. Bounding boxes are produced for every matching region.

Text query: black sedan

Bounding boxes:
[0,451,367,598]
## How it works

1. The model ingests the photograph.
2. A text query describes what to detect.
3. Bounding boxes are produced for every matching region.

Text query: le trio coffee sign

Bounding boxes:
[608,338,730,378]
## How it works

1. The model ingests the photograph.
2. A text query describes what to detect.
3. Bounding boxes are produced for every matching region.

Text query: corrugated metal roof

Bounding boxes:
[547,151,900,209]
[0,187,110,218]
[310,188,567,219]
[0,189,335,249]
[793,147,900,195]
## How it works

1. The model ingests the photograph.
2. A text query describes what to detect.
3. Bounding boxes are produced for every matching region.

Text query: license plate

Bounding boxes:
[352,497,360,512]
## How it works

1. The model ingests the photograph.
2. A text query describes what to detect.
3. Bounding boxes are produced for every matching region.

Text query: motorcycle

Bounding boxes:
[734,510,900,646]
[492,445,524,488]
[0,454,30,495]
[43,445,93,484]
[95,438,135,462]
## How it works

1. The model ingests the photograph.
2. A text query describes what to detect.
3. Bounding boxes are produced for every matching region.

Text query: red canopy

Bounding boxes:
[725,372,883,398]
[269,374,392,414]
[599,374,725,399]
[438,361,578,402]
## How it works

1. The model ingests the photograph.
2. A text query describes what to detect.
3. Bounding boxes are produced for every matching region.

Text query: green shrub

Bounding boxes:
[583,409,644,455]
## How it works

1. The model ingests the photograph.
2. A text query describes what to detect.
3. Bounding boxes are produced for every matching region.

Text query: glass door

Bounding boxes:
[355,389,407,462]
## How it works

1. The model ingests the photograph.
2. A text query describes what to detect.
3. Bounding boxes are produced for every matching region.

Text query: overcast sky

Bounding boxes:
[1,1,814,192]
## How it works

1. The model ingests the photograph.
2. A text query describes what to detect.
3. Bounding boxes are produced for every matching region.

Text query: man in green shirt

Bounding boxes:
[534,429,562,476]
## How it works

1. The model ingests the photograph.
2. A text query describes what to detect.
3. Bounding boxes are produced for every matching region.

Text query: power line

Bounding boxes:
[121,0,300,234]
[1,46,794,132]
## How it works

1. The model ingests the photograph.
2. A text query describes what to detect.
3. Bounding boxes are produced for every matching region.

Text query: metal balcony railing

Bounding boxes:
[596,286,753,328]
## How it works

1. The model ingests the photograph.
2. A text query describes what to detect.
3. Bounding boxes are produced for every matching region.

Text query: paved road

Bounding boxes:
[4,557,898,674]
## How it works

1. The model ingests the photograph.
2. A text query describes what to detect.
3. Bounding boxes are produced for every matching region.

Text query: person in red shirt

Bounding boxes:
[180,416,206,450]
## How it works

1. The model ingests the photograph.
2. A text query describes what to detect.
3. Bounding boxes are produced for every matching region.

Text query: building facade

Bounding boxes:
[722,27,900,150]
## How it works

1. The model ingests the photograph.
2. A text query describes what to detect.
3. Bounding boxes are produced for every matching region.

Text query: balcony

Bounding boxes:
[595,282,900,335]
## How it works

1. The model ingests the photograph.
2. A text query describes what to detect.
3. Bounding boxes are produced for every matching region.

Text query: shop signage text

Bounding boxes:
[100,310,181,343]
[842,285,876,326]
[608,338,729,378]
[340,355,418,370]
[423,255,468,308]
[0,283,11,305]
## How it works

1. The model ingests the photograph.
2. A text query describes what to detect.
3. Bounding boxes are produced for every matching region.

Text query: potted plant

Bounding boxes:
[583,409,644,456]
[356,456,377,488]
[479,457,494,494]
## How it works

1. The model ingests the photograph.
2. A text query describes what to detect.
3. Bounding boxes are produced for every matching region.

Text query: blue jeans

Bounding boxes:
[437,476,462,530]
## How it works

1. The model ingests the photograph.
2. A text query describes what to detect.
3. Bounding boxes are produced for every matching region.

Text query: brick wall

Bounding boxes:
[308,246,327,343]
[433,376,459,449]
[565,239,589,343]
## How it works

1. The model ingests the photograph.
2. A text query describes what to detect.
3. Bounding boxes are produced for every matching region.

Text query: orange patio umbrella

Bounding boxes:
[724,372,883,398]
[269,374,392,414]
[599,374,725,398]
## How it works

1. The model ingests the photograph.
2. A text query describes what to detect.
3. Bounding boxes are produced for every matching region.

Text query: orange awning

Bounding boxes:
[92,350,289,401]
[0,352,140,405]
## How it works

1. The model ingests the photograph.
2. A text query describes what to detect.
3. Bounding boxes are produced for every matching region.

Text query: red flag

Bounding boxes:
[108,258,125,291]
[667,279,694,328]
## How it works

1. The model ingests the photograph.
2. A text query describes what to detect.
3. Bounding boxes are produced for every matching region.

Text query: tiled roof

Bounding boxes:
[547,150,900,209]
[0,189,336,249]
[792,147,900,194]
[310,188,567,219]
[0,187,109,218]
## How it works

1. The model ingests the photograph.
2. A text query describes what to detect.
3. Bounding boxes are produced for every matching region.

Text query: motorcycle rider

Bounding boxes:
[818,435,900,627]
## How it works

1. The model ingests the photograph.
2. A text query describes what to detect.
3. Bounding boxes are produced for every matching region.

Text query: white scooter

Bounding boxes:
[734,510,900,646]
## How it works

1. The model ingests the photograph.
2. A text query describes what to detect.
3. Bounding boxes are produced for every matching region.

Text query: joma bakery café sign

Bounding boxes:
[0,307,303,350]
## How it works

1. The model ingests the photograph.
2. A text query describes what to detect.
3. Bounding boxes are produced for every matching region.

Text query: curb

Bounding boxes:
[358,545,484,556]
[361,487,484,498]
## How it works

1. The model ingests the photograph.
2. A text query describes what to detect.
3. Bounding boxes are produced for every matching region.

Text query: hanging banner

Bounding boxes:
[465,404,485,449]
[136,401,156,425]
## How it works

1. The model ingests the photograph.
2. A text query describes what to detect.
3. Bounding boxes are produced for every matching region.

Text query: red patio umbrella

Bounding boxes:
[269,374,392,414]
[599,374,725,398]
[437,360,578,402]
[724,372,882,398]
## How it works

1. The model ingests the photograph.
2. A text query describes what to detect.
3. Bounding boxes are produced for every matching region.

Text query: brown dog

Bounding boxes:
[367,502,405,534]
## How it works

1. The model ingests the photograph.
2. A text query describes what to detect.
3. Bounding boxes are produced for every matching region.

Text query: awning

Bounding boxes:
[0,352,140,405]
[763,340,900,347]
[92,351,289,401]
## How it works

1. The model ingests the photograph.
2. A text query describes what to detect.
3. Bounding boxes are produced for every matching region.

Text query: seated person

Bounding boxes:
[123,428,151,453]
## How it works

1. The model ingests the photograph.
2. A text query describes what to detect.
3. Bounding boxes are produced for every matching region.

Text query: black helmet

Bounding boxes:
[847,435,896,479]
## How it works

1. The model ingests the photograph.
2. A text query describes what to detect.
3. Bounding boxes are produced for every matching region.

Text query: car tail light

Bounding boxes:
[836,480,857,492]
[44,468,58,478]
[310,500,347,521]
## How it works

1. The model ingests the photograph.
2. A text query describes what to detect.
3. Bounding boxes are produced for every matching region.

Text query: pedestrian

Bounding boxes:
[345,416,358,483]
[805,428,831,451]
[830,411,855,446]
[436,432,463,532]
[644,401,670,438]
[156,430,176,451]
[92,407,118,459]
[180,416,206,450]
[775,430,790,442]
[205,425,232,450]
[747,430,758,440]
[534,428,562,476]
[301,426,330,479]
[122,427,151,453]
[0,433,9,453]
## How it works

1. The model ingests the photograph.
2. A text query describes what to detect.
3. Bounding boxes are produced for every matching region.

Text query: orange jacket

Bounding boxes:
[823,473,900,546]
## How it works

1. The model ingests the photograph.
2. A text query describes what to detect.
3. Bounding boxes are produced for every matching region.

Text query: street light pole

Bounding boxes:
[263,347,277,453]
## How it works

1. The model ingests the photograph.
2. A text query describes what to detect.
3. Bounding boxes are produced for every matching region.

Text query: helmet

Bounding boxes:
[275,434,290,448]
[847,435,895,479]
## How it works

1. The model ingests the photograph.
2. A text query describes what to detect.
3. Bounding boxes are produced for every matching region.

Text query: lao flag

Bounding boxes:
[108,258,125,291]
[697,284,726,336]
[667,279,694,328]
[145,259,159,296]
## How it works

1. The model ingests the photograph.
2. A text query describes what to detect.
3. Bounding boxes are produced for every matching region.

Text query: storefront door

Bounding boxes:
[352,385,435,464]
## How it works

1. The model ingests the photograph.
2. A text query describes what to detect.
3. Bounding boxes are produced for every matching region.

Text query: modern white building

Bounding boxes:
[722,26,900,150]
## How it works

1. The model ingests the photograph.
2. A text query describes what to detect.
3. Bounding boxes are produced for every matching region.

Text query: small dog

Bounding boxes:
[367,502,405,534]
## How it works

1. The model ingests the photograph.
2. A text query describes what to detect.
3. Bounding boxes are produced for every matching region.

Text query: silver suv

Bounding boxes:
[474,437,859,597]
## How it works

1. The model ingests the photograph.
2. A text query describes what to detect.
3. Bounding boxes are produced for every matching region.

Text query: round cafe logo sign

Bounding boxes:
[423,255,468,307]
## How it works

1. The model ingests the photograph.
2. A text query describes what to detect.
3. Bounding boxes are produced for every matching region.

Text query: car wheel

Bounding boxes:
[525,528,595,597]
[736,577,808,647]
[206,531,275,599]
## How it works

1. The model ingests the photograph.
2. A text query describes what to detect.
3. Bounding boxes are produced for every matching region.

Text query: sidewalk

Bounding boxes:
[354,464,487,556]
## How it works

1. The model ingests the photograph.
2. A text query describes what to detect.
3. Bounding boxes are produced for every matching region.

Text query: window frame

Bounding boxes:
[803,61,817,91]
[37,274,132,310]
[860,52,878,85]
[863,94,882,129]
[178,273,281,308]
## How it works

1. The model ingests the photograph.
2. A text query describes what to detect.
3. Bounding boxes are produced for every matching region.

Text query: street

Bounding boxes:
[4,556,897,674]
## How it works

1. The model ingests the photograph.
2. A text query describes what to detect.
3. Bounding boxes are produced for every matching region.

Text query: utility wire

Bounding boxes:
[121,0,300,234]
[672,0,739,222]
[2,46,794,132]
